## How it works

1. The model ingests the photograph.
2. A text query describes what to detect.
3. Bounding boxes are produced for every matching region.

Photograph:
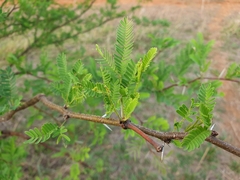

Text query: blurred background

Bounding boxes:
[0,0,240,179]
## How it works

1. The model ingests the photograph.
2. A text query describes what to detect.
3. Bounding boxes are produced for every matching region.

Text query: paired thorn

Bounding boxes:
[102,114,113,131]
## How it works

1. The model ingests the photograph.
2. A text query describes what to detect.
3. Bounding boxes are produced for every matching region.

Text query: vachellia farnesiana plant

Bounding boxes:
[1,17,240,157]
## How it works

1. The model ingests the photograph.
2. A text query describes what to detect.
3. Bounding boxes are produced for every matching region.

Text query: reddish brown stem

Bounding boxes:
[121,120,163,152]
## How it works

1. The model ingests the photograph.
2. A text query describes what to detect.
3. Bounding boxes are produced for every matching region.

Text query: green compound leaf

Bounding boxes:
[142,47,157,72]
[197,83,216,128]
[121,59,136,88]
[24,123,58,144]
[136,48,157,82]
[56,53,68,78]
[176,104,193,122]
[96,45,116,76]
[0,67,17,98]
[182,126,211,151]
[100,67,111,85]
[198,83,215,111]
[199,104,211,127]
[50,17,158,121]
[24,123,70,145]
[114,17,134,76]
[123,93,139,120]
[225,63,240,79]
[71,60,84,75]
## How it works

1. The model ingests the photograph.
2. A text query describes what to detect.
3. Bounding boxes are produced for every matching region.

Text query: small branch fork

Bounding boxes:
[1,94,240,157]
[120,120,164,152]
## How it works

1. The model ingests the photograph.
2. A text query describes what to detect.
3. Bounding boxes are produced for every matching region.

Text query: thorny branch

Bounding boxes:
[0,94,240,157]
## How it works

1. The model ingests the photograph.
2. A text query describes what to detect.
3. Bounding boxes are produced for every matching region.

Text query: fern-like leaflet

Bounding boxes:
[123,93,140,120]
[176,104,193,122]
[0,67,16,98]
[121,60,136,88]
[0,67,21,114]
[189,33,214,73]
[24,123,70,144]
[225,63,240,78]
[182,126,211,151]
[197,83,215,127]
[141,48,158,73]
[96,45,116,76]
[114,17,134,76]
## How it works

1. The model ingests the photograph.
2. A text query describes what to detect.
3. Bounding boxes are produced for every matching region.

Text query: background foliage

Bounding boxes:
[0,0,240,179]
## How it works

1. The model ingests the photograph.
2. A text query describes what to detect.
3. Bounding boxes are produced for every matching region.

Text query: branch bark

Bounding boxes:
[121,120,163,152]
[161,77,240,91]
[1,94,240,157]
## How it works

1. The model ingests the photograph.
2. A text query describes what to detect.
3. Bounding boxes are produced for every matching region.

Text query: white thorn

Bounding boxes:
[161,143,165,161]
[182,86,186,95]
[210,123,215,131]
[103,124,112,131]
[218,68,226,78]
[102,114,112,131]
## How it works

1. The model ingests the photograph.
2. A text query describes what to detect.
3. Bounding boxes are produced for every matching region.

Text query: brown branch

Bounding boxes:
[47,0,96,35]
[0,94,120,126]
[1,94,240,157]
[1,0,8,8]
[135,124,240,157]
[16,1,95,57]
[161,77,240,91]
[17,13,115,57]
[205,136,240,157]
[204,77,240,84]
[50,17,116,45]
[0,94,42,122]
[15,71,52,83]
[6,5,19,17]
[121,120,163,152]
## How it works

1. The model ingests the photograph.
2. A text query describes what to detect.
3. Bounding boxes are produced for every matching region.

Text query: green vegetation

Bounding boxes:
[0,0,240,179]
